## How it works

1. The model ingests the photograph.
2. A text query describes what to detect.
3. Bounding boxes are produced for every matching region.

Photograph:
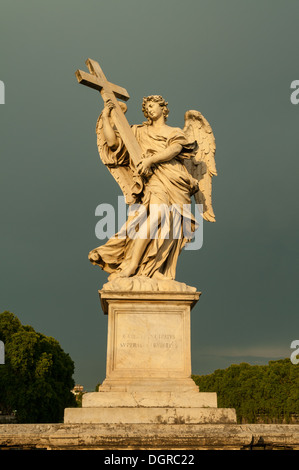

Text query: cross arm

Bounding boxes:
[75,68,130,101]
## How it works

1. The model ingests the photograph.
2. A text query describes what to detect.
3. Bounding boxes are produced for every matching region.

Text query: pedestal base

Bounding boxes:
[64,282,236,425]
[64,406,236,425]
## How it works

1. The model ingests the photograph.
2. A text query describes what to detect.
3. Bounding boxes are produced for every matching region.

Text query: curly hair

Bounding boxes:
[142,95,169,123]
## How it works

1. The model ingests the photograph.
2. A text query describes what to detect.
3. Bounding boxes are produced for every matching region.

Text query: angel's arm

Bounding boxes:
[149,143,183,164]
[137,143,182,176]
[148,128,191,165]
[102,100,118,150]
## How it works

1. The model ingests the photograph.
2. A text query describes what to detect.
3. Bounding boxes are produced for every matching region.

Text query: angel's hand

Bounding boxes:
[102,99,115,118]
[137,157,153,177]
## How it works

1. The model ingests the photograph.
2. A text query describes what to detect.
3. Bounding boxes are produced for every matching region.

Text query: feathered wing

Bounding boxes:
[95,103,143,205]
[183,110,217,222]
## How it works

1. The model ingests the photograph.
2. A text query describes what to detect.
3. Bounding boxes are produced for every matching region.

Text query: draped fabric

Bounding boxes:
[89,124,199,280]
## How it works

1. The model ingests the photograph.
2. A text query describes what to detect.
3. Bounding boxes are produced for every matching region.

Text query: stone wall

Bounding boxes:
[0,423,299,450]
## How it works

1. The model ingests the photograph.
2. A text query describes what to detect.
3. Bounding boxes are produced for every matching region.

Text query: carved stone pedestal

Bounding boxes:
[64,278,236,424]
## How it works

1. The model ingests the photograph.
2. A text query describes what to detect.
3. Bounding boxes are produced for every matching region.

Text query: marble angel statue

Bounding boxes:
[88,95,217,284]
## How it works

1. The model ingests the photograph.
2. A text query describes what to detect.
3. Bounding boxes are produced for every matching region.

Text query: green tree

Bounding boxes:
[192,359,299,423]
[0,311,77,423]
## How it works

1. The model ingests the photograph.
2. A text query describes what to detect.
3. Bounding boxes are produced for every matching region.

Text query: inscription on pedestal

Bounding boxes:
[104,301,192,380]
[114,312,183,372]
[119,333,178,350]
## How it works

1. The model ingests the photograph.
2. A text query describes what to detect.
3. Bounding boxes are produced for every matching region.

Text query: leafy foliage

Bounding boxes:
[0,311,77,423]
[192,359,299,423]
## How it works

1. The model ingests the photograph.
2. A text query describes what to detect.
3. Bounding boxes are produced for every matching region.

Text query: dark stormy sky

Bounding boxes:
[0,0,298,390]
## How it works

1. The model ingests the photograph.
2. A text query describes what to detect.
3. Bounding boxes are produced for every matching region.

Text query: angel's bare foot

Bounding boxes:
[108,263,137,281]
[152,271,173,281]
[117,264,137,278]
[108,271,120,281]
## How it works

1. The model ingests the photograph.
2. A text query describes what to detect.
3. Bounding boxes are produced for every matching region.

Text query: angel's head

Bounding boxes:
[142,95,169,124]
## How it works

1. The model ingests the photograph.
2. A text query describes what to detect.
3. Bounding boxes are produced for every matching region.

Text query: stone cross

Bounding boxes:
[75,58,143,168]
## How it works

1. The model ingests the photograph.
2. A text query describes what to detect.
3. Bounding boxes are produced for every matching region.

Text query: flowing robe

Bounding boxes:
[89,123,199,280]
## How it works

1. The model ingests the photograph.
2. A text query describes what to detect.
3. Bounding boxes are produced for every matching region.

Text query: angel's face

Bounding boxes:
[145,101,164,121]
